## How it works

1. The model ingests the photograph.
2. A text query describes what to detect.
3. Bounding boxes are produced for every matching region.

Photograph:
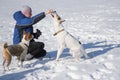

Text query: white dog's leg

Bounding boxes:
[71,52,83,62]
[80,45,89,59]
[56,46,64,61]
[83,51,89,59]
[70,50,75,57]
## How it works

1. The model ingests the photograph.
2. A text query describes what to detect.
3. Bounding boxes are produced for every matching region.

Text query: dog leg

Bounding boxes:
[70,50,75,57]
[81,48,89,59]
[6,65,10,71]
[16,57,21,67]
[19,58,24,68]
[80,45,89,59]
[3,57,11,71]
[56,46,64,61]
[17,60,20,67]
[72,51,82,61]
[70,49,84,61]
[19,51,27,67]
[17,60,23,68]
[17,60,22,67]
[17,58,23,68]
[3,58,6,71]
[20,61,23,68]
[84,52,89,59]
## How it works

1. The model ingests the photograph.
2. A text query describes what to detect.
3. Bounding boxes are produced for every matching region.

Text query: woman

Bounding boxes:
[13,5,53,60]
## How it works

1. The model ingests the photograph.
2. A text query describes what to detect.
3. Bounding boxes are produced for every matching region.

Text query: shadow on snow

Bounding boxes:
[47,41,120,59]
[83,41,120,58]
[0,41,119,80]
[0,67,48,80]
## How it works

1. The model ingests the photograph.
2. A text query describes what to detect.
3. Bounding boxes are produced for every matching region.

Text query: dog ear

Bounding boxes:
[60,20,65,24]
[23,31,26,35]
[25,32,32,40]
[51,14,54,17]
[27,32,30,36]
[27,32,31,39]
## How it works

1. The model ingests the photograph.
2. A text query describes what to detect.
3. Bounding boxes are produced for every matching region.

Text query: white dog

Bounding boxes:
[51,11,89,61]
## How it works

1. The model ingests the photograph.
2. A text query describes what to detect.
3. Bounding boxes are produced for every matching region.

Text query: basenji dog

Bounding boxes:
[51,11,89,61]
[2,31,32,71]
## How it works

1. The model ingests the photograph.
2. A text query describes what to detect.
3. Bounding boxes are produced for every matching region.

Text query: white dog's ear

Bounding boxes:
[60,20,65,23]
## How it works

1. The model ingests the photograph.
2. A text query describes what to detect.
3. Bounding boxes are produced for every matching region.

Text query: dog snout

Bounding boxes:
[51,14,54,17]
[53,11,56,13]
[51,11,57,17]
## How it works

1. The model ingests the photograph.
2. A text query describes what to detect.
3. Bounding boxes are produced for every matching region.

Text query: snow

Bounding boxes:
[0,0,120,80]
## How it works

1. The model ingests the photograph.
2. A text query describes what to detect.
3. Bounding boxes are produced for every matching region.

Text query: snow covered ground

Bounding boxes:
[0,0,120,80]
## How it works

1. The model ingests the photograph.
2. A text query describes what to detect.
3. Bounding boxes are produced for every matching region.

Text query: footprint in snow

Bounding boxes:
[91,71,103,80]
[67,72,80,80]
[67,65,78,71]
[103,62,115,70]
[66,66,80,80]
[106,54,114,60]
[98,68,112,74]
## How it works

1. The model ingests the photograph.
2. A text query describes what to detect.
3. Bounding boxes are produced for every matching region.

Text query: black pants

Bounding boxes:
[28,41,46,58]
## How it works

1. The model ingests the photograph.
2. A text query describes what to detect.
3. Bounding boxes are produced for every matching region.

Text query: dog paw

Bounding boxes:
[25,54,33,60]
[76,58,84,62]
[73,58,84,62]
[85,56,90,59]
[55,59,60,61]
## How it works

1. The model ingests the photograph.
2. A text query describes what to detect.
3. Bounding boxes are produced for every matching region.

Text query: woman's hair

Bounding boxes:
[21,5,32,14]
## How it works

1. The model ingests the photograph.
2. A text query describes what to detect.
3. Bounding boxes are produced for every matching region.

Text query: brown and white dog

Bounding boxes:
[2,31,32,71]
[51,11,89,61]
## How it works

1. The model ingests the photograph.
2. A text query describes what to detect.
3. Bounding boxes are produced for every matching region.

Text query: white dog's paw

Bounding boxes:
[55,58,60,61]
[75,58,84,62]
[85,55,90,59]
[56,59,59,61]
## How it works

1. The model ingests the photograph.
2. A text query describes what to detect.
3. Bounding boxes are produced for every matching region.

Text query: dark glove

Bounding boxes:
[33,29,42,39]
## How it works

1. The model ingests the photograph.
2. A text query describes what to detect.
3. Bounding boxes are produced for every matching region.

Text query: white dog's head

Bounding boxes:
[51,11,65,24]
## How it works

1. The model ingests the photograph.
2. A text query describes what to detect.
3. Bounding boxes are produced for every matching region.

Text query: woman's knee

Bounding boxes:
[37,42,45,49]
[34,49,47,58]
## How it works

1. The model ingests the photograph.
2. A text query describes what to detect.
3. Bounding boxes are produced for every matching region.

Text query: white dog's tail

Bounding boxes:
[79,41,82,44]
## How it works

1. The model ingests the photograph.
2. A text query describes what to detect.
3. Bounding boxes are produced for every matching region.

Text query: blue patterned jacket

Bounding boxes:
[13,11,45,44]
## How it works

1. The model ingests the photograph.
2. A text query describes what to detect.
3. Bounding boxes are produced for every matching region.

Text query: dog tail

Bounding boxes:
[79,41,82,44]
[2,42,12,70]
[2,42,8,49]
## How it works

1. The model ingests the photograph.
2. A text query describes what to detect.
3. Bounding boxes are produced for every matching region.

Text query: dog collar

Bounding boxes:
[24,43,29,48]
[53,29,64,36]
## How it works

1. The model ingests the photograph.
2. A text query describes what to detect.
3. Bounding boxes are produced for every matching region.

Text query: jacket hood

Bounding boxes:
[13,11,25,21]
